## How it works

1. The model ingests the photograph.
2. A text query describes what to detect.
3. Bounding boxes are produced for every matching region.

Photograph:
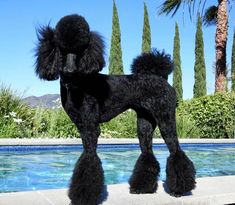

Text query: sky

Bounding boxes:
[0,0,234,100]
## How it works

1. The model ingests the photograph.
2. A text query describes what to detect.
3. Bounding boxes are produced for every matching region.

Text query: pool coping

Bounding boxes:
[0,138,235,146]
[0,176,235,205]
[1,138,235,204]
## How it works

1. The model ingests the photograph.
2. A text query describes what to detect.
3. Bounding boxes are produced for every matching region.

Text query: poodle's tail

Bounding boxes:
[131,49,173,79]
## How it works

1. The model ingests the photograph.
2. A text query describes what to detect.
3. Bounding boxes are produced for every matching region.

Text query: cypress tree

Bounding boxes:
[173,23,183,102]
[142,2,151,53]
[109,0,124,75]
[232,29,235,92]
[193,14,207,98]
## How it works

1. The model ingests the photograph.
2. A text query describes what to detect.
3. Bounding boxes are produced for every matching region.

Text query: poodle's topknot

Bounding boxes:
[55,14,90,53]
[131,49,173,80]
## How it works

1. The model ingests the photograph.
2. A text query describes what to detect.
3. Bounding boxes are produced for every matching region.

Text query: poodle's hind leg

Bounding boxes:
[68,100,104,205]
[129,114,160,194]
[158,109,196,196]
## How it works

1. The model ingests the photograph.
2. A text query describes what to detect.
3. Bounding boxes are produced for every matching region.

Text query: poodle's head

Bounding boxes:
[55,15,90,53]
[35,14,105,81]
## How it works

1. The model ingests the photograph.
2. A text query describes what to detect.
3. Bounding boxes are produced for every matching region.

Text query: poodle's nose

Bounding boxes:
[64,53,77,73]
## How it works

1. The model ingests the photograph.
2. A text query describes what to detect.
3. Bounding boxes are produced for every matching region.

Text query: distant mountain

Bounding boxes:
[22,94,61,109]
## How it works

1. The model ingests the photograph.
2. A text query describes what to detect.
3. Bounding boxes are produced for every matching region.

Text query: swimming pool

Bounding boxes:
[0,143,235,193]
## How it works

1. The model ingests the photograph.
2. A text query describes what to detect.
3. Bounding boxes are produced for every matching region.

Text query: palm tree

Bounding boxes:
[159,0,233,93]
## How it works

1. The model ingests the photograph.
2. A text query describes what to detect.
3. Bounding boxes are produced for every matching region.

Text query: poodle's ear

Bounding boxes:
[78,32,105,74]
[35,26,61,81]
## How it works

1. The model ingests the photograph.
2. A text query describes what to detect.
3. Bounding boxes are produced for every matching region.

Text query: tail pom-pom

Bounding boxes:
[131,49,173,79]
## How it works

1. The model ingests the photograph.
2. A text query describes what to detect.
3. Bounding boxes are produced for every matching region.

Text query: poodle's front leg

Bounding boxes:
[129,116,160,194]
[69,127,104,205]
[68,99,104,205]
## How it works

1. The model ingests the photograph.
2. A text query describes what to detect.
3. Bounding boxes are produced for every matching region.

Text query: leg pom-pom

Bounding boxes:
[166,149,196,196]
[129,153,160,194]
[68,152,104,205]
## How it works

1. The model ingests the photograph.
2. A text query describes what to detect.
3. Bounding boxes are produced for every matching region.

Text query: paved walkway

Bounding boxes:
[0,176,235,205]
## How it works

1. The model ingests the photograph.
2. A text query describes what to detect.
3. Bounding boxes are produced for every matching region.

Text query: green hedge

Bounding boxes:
[100,110,137,138]
[0,85,33,138]
[0,84,78,138]
[30,108,78,138]
[177,92,235,138]
[102,92,235,138]
[1,84,234,138]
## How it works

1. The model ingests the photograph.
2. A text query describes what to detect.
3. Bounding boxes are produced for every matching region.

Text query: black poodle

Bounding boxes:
[35,14,196,205]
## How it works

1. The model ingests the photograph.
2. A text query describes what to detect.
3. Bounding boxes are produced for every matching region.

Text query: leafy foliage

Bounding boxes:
[173,23,183,102]
[109,0,124,74]
[100,110,137,138]
[176,114,201,138]
[47,108,78,138]
[158,0,233,92]
[158,0,183,17]
[0,84,33,138]
[0,84,78,138]
[232,29,235,92]
[193,15,206,98]
[1,85,234,139]
[177,92,235,138]
[203,5,218,26]
[142,2,151,53]
[30,108,78,138]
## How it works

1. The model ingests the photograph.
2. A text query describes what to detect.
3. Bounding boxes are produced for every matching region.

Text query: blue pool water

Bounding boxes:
[0,143,235,193]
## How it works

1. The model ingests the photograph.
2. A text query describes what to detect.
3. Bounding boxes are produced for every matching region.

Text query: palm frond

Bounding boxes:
[228,0,235,13]
[158,0,209,20]
[203,5,218,26]
[158,0,183,16]
[200,0,207,15]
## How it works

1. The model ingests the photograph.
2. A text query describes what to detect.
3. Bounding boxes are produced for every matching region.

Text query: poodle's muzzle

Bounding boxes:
[63,53,77,73]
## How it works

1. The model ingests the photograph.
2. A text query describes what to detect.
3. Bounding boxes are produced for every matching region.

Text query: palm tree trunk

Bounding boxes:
[215,0,228,92]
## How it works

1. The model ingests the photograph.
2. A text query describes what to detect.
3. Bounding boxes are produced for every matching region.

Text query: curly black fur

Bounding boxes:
[35,14,105,80]
[68,153,104,205]
[35,26,60,80]
[75,31,105,74]
[129,153,160,194]
[35,14,196,205]
[55,14,90,52]
[131,49,173,80]
[166,149,196,196]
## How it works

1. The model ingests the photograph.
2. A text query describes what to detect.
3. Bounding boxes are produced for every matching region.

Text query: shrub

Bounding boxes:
[29,108,78,138]
[1,83,234,139]
[47,108,78,138]
[0,84,33,138]
[176,113,201,138]
[177,92,235,138]
[30,108,50,137]
[101,110,137,138]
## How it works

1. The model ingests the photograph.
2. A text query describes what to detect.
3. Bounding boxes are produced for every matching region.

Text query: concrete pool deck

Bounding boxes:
[1,138,235,145]
[1,138,235,204]
[0,176,235,205]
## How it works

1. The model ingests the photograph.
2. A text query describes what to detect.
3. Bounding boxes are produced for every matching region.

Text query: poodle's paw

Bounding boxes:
[166,149,196,196]
[169,192,182,198]
[68,153,104,205]
[129,153,160,194]
[130,181,158,194]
